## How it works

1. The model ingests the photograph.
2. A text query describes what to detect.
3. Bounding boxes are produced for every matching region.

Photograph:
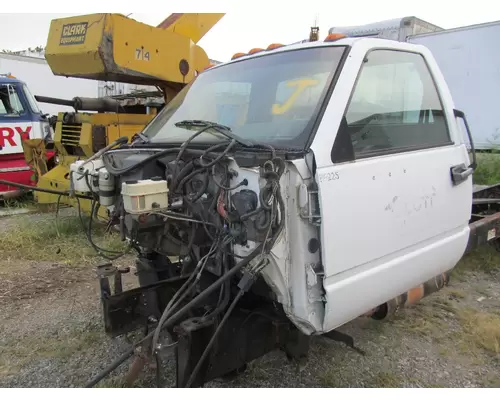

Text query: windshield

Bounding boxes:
[142,46,347,149]
[0,83,25,117]
[22,84,41,114]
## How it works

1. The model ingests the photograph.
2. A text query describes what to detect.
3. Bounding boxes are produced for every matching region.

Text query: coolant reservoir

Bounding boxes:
[70,159,104,193]
[121,179,169,215]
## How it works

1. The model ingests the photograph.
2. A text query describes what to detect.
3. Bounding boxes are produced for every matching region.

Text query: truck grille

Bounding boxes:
[61,123,84,156]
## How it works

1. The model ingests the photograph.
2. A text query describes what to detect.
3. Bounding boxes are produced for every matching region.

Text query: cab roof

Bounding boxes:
[0,76,23,85]
[206,36,426,71]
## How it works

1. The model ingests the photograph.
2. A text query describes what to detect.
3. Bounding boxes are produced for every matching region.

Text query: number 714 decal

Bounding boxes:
[135,48,150,61]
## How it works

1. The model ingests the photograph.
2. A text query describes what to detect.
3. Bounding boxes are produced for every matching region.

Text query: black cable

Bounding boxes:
[89,201,128,256]
[76,197,129,260]
[176,125,220,163]
[84,346,139,388]
[200,248,230,323]
[169,125,225,187]
[188,170,210,202]
[175,167,205,195]
[155,352,162,388]
[169,160,195,193]
[0,179,92,199]
[84,244,262,388]
[211,164,248,191]
[151,239,222,351]
[185,289,245,388]
[198,140,236,169]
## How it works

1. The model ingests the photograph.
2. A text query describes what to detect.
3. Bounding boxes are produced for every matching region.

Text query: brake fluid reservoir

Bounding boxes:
[121,179,169,214]
[98,168,115,206]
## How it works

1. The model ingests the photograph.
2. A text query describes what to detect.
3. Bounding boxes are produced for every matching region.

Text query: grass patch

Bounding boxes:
[366,371,403,388]
[320,366,346,388]
[0,214,127,265]
[388,303,450,339]
[454,246,500,275]
[456,308,500,355]
[473,153,500,186]
[1,193,36,210]
[0,325,107,374]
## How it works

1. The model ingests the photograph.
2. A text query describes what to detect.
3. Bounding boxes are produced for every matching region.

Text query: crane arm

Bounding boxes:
[44,13,224,89]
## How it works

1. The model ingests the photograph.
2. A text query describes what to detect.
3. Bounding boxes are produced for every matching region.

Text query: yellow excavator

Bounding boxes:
[22,12,224,215]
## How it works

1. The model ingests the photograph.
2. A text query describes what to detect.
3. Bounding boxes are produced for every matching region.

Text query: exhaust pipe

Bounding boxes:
[364,271,451,320]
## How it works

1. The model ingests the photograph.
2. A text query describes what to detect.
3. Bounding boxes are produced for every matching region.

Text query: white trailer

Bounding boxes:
[0,53,158,116]
[328,17,500,150]
[407,21,500,150]
[328,16,443,41]
[0,53,99,116]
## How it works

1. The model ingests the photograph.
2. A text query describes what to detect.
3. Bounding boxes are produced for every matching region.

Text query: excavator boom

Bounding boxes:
[45,13,224,88]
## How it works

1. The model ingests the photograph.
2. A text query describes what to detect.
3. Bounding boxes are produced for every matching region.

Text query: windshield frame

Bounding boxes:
[141,44,351,151]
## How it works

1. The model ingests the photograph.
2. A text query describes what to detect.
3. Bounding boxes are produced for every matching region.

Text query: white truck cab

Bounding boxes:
[75,35,486,388]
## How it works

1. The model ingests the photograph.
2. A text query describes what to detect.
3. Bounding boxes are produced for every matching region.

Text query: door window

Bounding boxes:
[343,50,450,157]
[0,84,25,116]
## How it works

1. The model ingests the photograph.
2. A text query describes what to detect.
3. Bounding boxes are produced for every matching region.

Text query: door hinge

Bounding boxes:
[298,183,321,225]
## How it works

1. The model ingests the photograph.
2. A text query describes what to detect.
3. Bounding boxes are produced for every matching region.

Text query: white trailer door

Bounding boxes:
[310,43,472,332]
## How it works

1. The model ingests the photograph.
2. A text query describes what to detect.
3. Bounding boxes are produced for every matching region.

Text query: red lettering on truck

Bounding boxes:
[0,126,32,147]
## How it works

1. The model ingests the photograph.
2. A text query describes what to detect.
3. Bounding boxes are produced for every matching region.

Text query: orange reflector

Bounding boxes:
[324,33,347,42]
[231,52,246,60]
[267,43,284,50]
[248,48,264,55]
[204,63,215,71]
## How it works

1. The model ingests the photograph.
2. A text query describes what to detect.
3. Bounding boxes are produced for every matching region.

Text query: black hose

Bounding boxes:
[84,346,138,388]
[176,167,205,195]
[200,249,230,323]
[169,161,195,193]
[198,140,236,169]
[0,179,93,200]
[84,244,263,388]
[76,198,129,260]
[175,125,220,163]
[189,170,210,203]
[211,165,248,191]
[185,289,245,388]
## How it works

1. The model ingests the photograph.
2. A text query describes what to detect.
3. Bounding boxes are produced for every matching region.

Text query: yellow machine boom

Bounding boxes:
[45,13,224,89]
[26,13,224,216]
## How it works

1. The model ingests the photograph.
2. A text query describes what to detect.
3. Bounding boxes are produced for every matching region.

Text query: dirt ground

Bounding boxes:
[0,211,499,388]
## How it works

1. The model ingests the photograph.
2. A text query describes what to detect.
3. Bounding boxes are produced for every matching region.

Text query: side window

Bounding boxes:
[343,50,450,158]
[0,84,25,116]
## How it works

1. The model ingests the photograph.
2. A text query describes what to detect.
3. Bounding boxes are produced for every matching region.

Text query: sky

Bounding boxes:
[1,0,499,62]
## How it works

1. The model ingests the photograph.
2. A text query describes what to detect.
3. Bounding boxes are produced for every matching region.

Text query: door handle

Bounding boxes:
[451,163,474,185]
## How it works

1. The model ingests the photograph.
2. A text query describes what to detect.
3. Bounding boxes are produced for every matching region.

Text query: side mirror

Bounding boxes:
[454,109,477,170]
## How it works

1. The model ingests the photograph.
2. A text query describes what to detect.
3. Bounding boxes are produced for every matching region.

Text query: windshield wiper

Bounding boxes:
[174,119,254,148]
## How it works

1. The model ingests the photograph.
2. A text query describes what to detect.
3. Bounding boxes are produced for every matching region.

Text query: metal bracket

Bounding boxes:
[323,330,366,356]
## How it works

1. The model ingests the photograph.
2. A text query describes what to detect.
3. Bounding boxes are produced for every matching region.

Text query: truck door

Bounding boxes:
[312,46,472,332]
